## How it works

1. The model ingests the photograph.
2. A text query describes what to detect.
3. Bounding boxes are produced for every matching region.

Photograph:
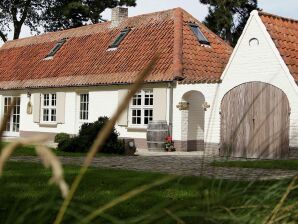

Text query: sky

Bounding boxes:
[2,0,298,43]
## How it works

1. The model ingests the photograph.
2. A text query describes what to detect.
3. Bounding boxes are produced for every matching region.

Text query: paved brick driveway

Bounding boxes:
[10,150,298,181]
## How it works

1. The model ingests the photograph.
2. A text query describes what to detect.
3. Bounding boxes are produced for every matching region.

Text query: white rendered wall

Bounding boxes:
[0,84,170,141]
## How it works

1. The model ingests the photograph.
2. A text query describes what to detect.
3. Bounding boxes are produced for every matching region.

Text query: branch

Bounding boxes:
[20,0,32,25]
[0,30,7,42]
[11,0,32,39]
[11,5,18,25]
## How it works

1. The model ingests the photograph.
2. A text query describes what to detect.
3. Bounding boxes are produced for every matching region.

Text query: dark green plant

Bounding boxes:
[54,133,70,144]
[60,117,125,154]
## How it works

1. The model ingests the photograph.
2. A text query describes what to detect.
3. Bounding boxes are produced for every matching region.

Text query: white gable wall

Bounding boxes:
[217,11,298,148]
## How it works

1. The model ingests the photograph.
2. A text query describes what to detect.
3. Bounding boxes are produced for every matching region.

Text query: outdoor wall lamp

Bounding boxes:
[27,91,33,115]
[202,102,210,111]
[177,102,189,111]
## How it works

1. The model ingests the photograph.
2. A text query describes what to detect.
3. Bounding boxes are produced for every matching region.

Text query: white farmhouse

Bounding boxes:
[0,7,297,159]
[0,8,232,152]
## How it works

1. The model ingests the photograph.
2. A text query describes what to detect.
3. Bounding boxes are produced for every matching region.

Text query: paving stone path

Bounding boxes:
[10,152,298,181]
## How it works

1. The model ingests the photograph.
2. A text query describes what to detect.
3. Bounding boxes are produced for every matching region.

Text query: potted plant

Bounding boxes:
[165,136,176,152]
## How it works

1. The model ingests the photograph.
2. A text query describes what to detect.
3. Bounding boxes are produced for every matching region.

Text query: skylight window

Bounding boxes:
[45,38,67,58]
[189,23,210,45]
[109,28,131,49]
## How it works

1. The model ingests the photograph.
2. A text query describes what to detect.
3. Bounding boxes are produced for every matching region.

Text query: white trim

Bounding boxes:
[40,93,57,124]
[128,89,153,128]
[3,96,21,137]
[79,93,89,122]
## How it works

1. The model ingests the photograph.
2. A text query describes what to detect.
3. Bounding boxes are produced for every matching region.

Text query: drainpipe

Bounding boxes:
[168,82,174,136]
[170,8,185,136]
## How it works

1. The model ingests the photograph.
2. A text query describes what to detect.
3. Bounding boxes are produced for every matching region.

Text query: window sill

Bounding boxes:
[79,120,89,123]
[39,123,58,128]
[127,126,147,132]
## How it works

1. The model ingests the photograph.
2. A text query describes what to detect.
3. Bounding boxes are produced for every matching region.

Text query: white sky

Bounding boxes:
[2,0,298,43]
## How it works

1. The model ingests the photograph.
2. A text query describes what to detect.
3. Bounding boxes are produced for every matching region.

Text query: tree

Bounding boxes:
[0,0,136,43]
[42,0,137,32]
[199,0,258,46]
[0,0,44,43]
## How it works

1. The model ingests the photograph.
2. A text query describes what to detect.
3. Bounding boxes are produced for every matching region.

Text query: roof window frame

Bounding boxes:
[45,38,67,59]
[188,23,210,45]
[109,28,131,49]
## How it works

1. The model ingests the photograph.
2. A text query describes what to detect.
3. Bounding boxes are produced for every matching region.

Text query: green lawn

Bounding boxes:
[211,160,298,170]
[0,162,297,224]
[0,143,115,157]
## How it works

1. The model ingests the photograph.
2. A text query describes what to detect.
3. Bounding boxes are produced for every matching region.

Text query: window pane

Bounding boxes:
[51,109,56,122]
[43,109,49,121]
[132,109,141,125]
[144,90,153,106]
[44,94,49,106]
[132,117,136,124]
[52,94,57,106]
[137,117,141,124]
[144,109,153,125]
[80,94,89,120]
[189,24,210,45]
[133,92,142,106]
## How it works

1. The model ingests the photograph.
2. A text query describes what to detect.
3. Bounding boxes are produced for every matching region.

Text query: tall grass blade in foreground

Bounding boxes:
[0,97,69,198]
[54,55,160,224]
[264,175,298,224]
[0,136,70,198]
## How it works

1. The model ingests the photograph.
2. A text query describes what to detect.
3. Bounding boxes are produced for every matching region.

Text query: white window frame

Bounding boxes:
[129,89,153,127]
[3,96,21,135]
[41,93,57,123]
[79,93,89,121]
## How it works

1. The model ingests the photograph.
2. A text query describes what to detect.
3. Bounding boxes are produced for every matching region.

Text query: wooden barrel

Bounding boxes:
[147,121,169,152]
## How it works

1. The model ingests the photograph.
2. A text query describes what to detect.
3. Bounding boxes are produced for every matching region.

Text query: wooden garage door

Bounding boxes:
[220,82,290,159]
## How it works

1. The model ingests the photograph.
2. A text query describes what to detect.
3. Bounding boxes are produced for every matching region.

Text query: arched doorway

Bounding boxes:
[181,91,205,151]
[220,82,290,159]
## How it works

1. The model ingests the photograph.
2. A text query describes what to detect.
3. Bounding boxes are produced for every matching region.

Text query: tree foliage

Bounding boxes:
[43,0,136,32]
[0,0,44,42]
[199,0,258,46]
[0,0,136,43]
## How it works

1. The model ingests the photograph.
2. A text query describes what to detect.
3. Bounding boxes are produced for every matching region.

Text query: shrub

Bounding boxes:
[54,133,70,144]
[58,117,125,154]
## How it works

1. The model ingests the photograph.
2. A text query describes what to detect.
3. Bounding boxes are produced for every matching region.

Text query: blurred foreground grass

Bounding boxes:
[0,161,297,224]
[211,160,298,170]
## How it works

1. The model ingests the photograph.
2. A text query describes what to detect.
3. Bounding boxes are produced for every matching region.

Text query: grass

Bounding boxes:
[211,160,298,170]
[0,143,116,157]
[0,161,297,224]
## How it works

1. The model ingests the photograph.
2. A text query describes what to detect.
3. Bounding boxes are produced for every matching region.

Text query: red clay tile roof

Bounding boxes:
[259,11,298,81]
[0,8,232,89]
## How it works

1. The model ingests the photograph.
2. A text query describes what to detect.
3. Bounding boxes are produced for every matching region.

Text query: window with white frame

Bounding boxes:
[41,93,57,122]
[130,90,153,126]
[80,93,89,120]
